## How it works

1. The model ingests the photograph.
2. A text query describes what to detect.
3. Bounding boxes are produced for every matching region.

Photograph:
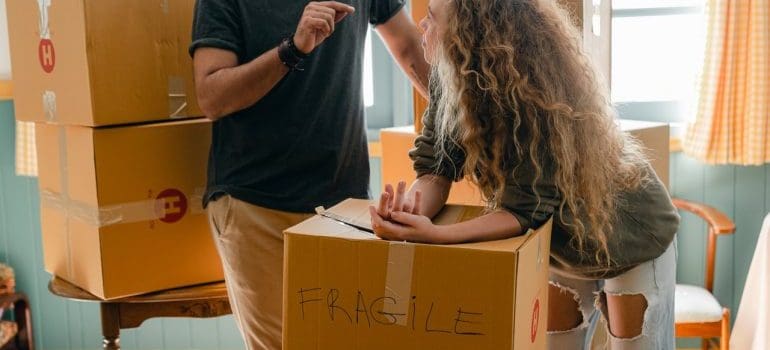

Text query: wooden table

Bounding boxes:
[48,277,231,350]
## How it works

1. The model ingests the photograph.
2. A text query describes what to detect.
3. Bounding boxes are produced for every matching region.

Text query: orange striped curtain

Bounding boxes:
[683,0,770,165]
[15,120,37,177]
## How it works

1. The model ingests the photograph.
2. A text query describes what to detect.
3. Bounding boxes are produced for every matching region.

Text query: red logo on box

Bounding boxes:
[38,39,56,73]
[156,188,188,223]
[530,298,540,343]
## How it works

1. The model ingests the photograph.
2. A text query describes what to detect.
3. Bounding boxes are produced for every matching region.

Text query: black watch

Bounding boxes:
[278,36,309,71]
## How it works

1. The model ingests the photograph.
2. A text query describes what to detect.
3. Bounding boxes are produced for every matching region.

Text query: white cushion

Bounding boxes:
[675,284,724,323]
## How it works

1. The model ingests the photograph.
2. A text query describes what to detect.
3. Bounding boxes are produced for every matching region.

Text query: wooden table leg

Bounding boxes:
[100,303,120,350]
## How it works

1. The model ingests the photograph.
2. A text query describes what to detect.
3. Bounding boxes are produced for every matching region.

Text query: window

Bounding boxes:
[363,27,414,140]
[362,4,416,140]
[363,30,375,108]
[0,0,10,80]
[611,0,706,123]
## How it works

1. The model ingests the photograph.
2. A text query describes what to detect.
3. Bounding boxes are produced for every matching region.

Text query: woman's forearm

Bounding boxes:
[407,174,451,218]
[439,210,523,244]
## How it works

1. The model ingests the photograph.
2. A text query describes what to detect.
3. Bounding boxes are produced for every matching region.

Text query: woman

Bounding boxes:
[368,0,680,349]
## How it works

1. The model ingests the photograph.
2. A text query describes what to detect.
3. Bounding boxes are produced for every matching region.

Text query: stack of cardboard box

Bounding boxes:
[6,0,222,300]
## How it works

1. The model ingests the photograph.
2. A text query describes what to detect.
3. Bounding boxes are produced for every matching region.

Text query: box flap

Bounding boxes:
[287,215,378,241]
[285,199,533,253]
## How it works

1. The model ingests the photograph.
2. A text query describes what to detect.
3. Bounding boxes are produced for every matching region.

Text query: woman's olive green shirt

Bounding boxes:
[409,107,680,280]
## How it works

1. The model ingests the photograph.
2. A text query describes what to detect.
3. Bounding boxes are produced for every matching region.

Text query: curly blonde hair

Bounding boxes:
[432,0,649,264]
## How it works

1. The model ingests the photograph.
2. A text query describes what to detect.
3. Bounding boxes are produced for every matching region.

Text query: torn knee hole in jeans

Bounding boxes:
[547,281,587,334]
[596,291,649,341]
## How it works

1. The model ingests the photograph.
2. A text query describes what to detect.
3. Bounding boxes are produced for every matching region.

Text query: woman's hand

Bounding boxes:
[368,206,449,244]
[376,181,422,219]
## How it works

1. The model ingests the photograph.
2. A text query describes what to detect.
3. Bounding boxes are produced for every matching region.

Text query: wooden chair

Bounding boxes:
[0,293,34,350]
[48,277,230,350]
[673,198,735,350]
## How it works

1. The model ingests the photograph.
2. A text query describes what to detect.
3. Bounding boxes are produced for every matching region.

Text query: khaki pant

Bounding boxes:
[207,195,313,350]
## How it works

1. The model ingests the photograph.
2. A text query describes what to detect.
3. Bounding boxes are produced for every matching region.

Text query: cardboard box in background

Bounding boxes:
[284,199,552,349]
[620,119,670,188]
[35,118,221,300]
[381,127,484,206]
[6,0,201,126]
[381,120,670,206]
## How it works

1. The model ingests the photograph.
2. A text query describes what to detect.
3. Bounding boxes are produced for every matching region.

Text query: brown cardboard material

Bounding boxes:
[6,0,201,126]
[381,127,484,206]
[619,119,670,188]
[35,118,222,299]
[381,119,671,206]
[284,199,552,349]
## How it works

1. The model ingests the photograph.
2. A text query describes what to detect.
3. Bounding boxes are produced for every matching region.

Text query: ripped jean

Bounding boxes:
[548,242,676,350]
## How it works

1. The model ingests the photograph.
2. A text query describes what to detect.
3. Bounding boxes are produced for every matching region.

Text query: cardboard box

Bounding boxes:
[381,119,670,206]
[6,0,201,126]
[35,118,222,299]
[620,119,670,188]
[381,127,484,206]
[283,199,552,349]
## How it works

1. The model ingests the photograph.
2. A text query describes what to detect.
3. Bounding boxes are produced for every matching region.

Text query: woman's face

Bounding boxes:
[419,0,449,65]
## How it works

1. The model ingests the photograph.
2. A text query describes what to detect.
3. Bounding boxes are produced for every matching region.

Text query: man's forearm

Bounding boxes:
[376,10,431,99]
[198,48,289,120]
[396,40,430,99]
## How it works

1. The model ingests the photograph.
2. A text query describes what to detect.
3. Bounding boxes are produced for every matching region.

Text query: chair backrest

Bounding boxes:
[0,292,34,350]
[672,198,736,292]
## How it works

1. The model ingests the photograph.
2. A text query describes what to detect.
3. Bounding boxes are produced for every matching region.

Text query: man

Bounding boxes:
[189,0,429,348]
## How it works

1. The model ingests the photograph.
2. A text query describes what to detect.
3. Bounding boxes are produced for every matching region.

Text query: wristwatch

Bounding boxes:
[278,35,309,72]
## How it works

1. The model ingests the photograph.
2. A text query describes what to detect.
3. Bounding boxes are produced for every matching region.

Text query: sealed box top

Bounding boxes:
[285,199,535,253]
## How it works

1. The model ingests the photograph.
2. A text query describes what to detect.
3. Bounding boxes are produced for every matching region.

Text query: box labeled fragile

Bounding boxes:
[284,199,552,349]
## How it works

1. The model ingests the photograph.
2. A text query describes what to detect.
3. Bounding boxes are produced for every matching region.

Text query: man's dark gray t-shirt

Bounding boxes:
[190,0,404,212]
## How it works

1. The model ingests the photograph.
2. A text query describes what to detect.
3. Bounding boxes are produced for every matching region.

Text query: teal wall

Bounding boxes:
[1,99,766,348]
[671,151,769,348]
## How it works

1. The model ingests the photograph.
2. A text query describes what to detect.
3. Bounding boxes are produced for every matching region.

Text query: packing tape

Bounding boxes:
[43,90,57,122]
[40,188,206,227]
[383,242,415,326]
[40,189,204,226]
[57,127,74,279]
[168,76,188,118]
[37,0,51,39]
